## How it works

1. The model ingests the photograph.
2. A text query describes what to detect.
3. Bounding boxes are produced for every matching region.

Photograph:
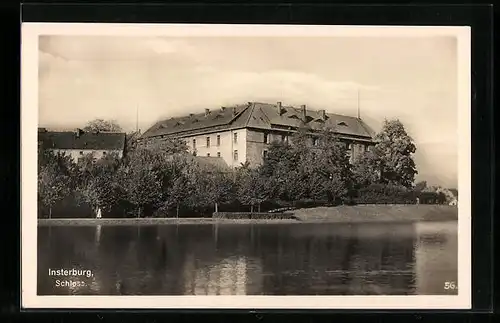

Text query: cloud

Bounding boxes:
[39,36,197,61]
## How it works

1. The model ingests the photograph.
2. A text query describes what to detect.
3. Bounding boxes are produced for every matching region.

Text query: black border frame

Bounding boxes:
[4,2,494,322]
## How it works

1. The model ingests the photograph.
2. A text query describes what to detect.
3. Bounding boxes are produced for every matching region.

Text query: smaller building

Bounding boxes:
[38,127,126,162]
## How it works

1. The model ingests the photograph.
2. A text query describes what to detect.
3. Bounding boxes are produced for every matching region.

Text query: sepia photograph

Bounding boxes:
[22,23,471,309]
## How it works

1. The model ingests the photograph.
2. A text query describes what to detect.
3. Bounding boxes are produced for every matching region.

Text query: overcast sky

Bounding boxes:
[38,35,458,188]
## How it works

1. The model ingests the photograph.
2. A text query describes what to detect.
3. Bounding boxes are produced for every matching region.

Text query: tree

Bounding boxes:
[414,180,427,192]
[37,150,74,218]
[374,119,417,188]
[158,157,191,218]
[352,150,383,188]
[260,141,298,201]
[237,168,269,212]
[168,174,191,217]
[142,137,188,155]
[115,148,163,217]
[84,119,123,132]
[75,153,122,217]
[198,170,235,213]
[311,127,353,203]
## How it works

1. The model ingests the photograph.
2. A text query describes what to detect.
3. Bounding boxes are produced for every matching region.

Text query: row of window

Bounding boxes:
[203,150,240,161]
[193,132,239,149]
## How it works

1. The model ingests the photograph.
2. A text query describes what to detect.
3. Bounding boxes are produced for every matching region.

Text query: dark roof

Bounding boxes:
[141,102,375,140]
[191,156,232,173]
[38,129,126,150]
[164,153,232,173]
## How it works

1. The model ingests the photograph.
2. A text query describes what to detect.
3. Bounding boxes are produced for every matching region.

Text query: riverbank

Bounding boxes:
[38,205,457,226]
[38,217,300,226]
[293,204,458,222]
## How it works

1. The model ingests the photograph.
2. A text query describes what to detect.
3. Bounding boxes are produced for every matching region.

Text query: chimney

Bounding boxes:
[277,101,282,116]
[221,106,226,112]
[301,105,307,123]
[232,107,237,116]
[319,109,326,121]
[189,113,194,118]
[75,128,83,138]
[205,108,210,117]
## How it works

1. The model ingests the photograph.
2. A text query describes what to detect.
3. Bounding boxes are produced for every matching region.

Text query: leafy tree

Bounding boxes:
[198,170,235,213]
[157,156,192,217]
[84,118,123,132]
[37,150,74,218]
[374,119,417,188]
[352,150,383,188]
[141,137,188,155]
[75,153,122,217]
[115,148,163,217]
[261,141,297,200]
[237,167,269,212]
[414,180,427,192]
[312,127,353,203]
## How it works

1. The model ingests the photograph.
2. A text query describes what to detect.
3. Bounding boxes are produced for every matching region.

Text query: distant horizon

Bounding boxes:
[38,35,458,188]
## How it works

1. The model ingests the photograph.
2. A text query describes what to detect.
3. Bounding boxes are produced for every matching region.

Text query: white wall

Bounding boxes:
[50,148,123,162]
[182,129,247,167]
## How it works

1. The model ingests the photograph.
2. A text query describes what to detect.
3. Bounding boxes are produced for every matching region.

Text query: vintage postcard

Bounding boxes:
[21,23,471,309]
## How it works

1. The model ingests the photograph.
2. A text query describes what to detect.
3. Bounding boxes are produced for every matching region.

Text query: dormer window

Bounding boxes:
[337,121,348,127]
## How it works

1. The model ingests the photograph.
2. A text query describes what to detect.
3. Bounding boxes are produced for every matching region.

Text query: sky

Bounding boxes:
[38,35,458,188]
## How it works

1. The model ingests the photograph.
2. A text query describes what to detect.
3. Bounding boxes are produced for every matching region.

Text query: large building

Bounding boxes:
[140,101,376,168]
[38,127,126,162]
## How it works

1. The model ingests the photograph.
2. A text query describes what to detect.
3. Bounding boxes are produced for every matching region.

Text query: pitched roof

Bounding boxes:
[38,129,126,151]
[141,102,375,139]
[192,156,232,173]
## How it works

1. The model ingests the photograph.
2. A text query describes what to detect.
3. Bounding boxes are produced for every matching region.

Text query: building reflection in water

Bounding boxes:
[414,221,458,295]
[38,221,457,296]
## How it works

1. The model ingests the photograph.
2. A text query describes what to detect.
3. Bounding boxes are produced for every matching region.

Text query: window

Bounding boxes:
[193,139,196,149]
[206,136,210,147]
[312,137,319,146]
[348,143,353,150]
[216,135,221,146]
[263,150,268,158]
[79,151,83,155]
[233,150,238,161]
[233,132,238,143]
[207,153,210,157]
[103,151,107,156]
[263,133,269,144]
[217,152,221,157]
[282,135,288,142]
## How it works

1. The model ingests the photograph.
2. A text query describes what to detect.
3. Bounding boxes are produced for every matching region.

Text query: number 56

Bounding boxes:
[444,281,457,290]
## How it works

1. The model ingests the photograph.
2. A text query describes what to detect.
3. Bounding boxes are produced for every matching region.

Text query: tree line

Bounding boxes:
[37,119,456,218]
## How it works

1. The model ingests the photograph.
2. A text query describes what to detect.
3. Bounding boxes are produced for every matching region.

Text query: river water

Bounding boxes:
[37,221,458,295]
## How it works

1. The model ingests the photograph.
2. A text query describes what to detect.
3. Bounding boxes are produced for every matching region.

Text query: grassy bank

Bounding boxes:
[38,205,457,226]
[293,204,458,223]
[37,217,299,226]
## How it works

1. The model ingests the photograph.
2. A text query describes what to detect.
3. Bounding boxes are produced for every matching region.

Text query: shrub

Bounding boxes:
[355,183,416,204]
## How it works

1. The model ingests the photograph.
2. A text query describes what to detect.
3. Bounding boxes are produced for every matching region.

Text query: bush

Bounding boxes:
[212,212,297,220]
[355,183,416,204]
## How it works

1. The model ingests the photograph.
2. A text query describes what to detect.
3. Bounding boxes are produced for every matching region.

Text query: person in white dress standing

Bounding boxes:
[96,206,102,219]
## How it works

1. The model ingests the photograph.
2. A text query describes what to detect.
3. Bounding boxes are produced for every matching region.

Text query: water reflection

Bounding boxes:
[37,222,457,295]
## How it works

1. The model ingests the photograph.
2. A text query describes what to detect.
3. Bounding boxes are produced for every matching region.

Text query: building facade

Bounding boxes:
[38,127,126,162]
[140,101,376,168]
